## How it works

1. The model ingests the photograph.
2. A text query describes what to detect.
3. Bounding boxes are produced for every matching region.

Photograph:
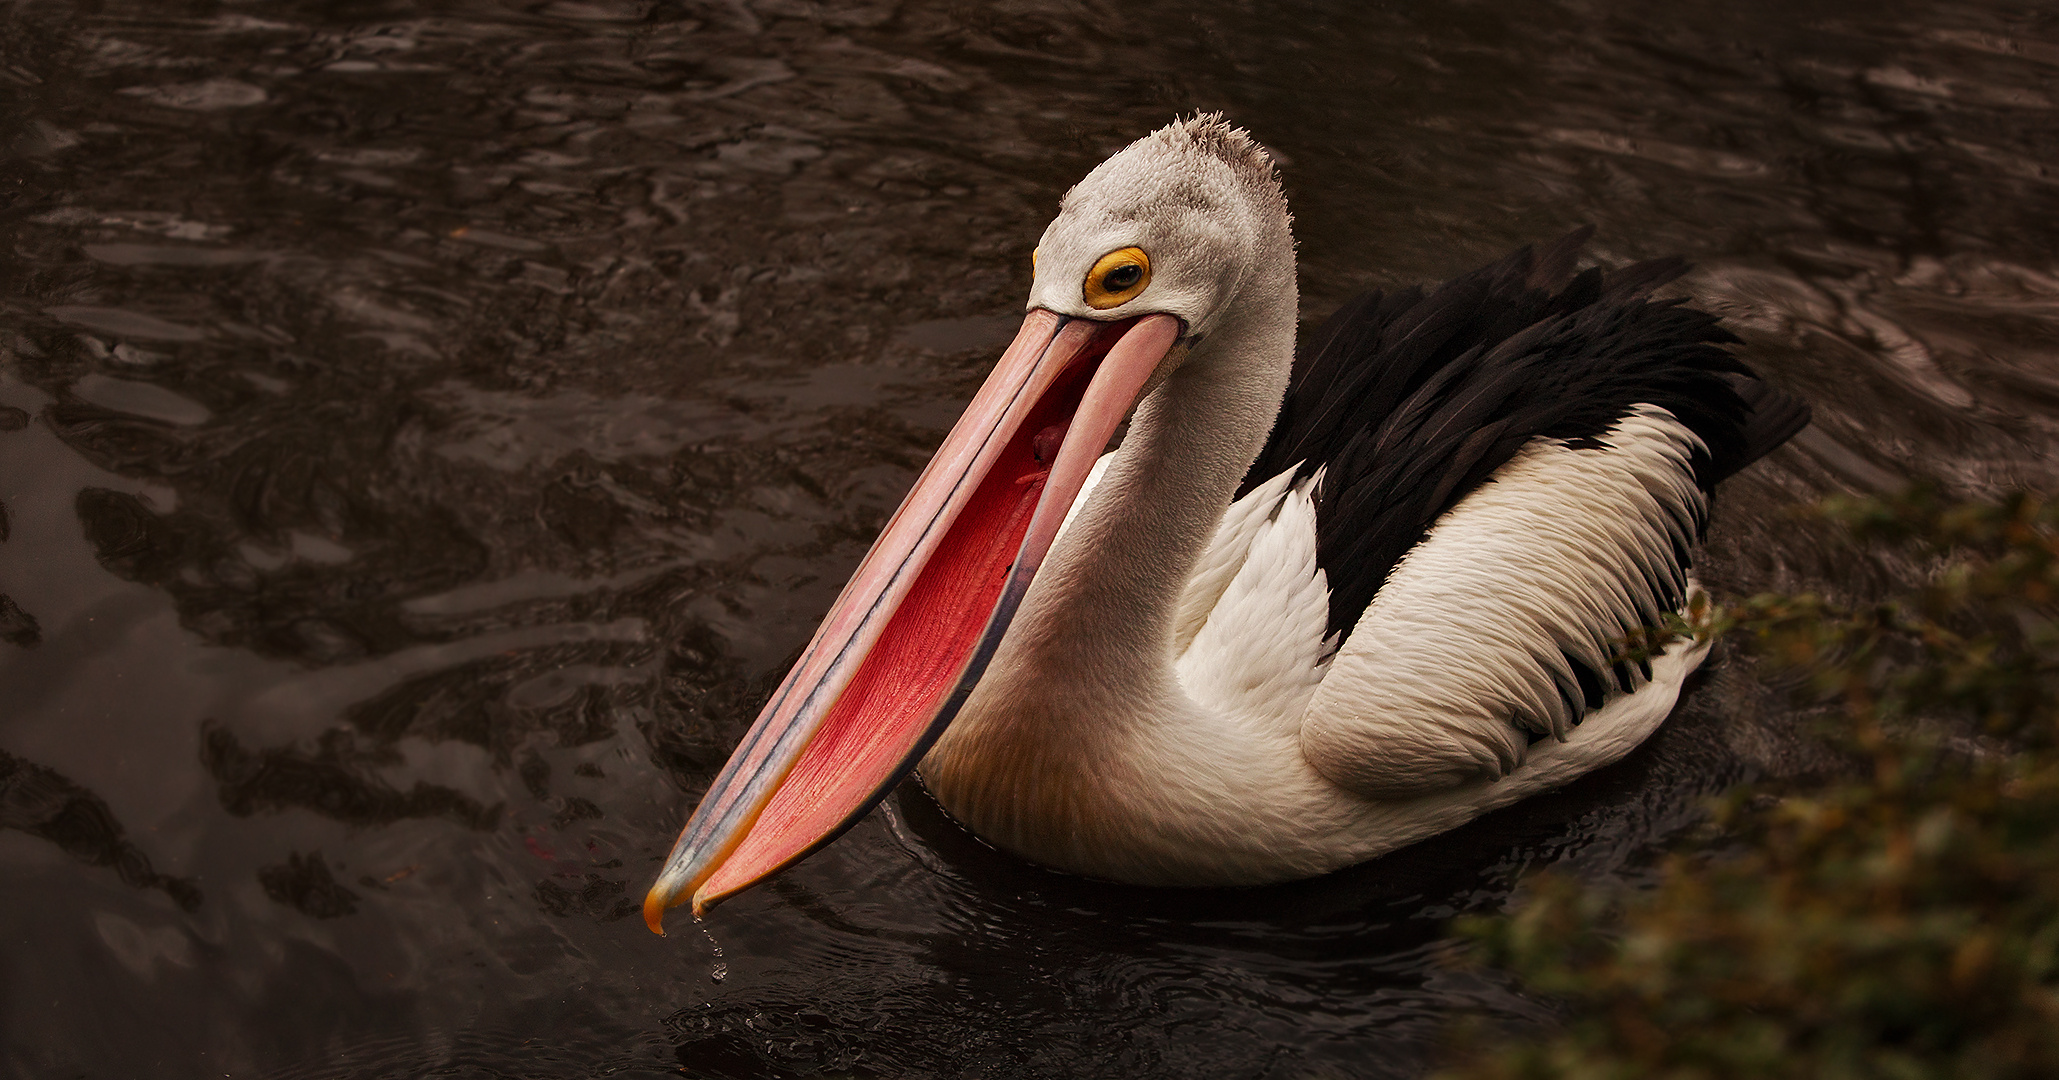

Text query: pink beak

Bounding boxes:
[644,310,1185,931]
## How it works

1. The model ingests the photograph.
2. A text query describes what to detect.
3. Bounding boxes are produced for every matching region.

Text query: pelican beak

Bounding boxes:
[643,310,1184,932]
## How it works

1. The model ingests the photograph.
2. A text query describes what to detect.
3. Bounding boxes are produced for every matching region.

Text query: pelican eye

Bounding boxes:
[1083,247,1151,310]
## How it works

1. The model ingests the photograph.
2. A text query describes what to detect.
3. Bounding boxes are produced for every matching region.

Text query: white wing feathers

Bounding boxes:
[1170,467,1302,656]
[1300,405,1711,800]
[1173,474,1333,736]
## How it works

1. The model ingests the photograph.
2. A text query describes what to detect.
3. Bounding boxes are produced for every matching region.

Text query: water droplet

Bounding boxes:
[694,916,726,983]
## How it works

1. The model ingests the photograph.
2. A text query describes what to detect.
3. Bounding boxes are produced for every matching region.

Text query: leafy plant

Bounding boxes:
[1440,489,2059,1080]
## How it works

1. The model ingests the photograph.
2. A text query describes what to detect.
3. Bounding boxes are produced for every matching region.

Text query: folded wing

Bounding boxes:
[1234,230,1809,799]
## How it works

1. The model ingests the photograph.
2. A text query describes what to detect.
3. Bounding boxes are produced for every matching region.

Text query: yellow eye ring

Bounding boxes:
[1083,247,1151,310]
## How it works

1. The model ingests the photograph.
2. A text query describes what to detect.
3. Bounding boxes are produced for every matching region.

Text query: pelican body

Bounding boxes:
[644,116,1808,931]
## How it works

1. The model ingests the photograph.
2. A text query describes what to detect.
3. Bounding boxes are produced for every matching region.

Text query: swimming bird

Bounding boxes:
[643,114,1808,932]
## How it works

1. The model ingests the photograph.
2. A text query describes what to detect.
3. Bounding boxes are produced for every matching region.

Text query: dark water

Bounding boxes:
[3,0,2057,1076]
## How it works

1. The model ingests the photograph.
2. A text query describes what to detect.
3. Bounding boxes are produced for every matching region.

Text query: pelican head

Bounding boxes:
[1027,118,1292,338]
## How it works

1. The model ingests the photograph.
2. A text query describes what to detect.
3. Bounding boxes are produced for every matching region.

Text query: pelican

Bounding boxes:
[643,115,1807,932]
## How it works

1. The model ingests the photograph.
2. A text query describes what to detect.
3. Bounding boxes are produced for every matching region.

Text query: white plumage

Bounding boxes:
[1175,470,1332,739]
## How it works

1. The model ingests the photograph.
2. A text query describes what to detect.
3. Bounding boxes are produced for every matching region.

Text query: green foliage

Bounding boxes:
[1440,489,2059,1080]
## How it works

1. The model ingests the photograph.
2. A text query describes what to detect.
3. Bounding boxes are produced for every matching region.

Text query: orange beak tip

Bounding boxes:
[643,889,672,937]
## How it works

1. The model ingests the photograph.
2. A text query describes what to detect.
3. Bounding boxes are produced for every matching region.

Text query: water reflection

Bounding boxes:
[1,0,2055,1077]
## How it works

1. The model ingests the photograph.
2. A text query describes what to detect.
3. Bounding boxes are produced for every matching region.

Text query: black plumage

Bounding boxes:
[1240,229,1810,647]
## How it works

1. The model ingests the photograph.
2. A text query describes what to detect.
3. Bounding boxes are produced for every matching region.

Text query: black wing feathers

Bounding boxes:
[1240,230,1810,643]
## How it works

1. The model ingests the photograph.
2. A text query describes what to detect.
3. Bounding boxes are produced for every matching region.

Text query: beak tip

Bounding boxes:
[642,888,673,937]
[641,874,727,935]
